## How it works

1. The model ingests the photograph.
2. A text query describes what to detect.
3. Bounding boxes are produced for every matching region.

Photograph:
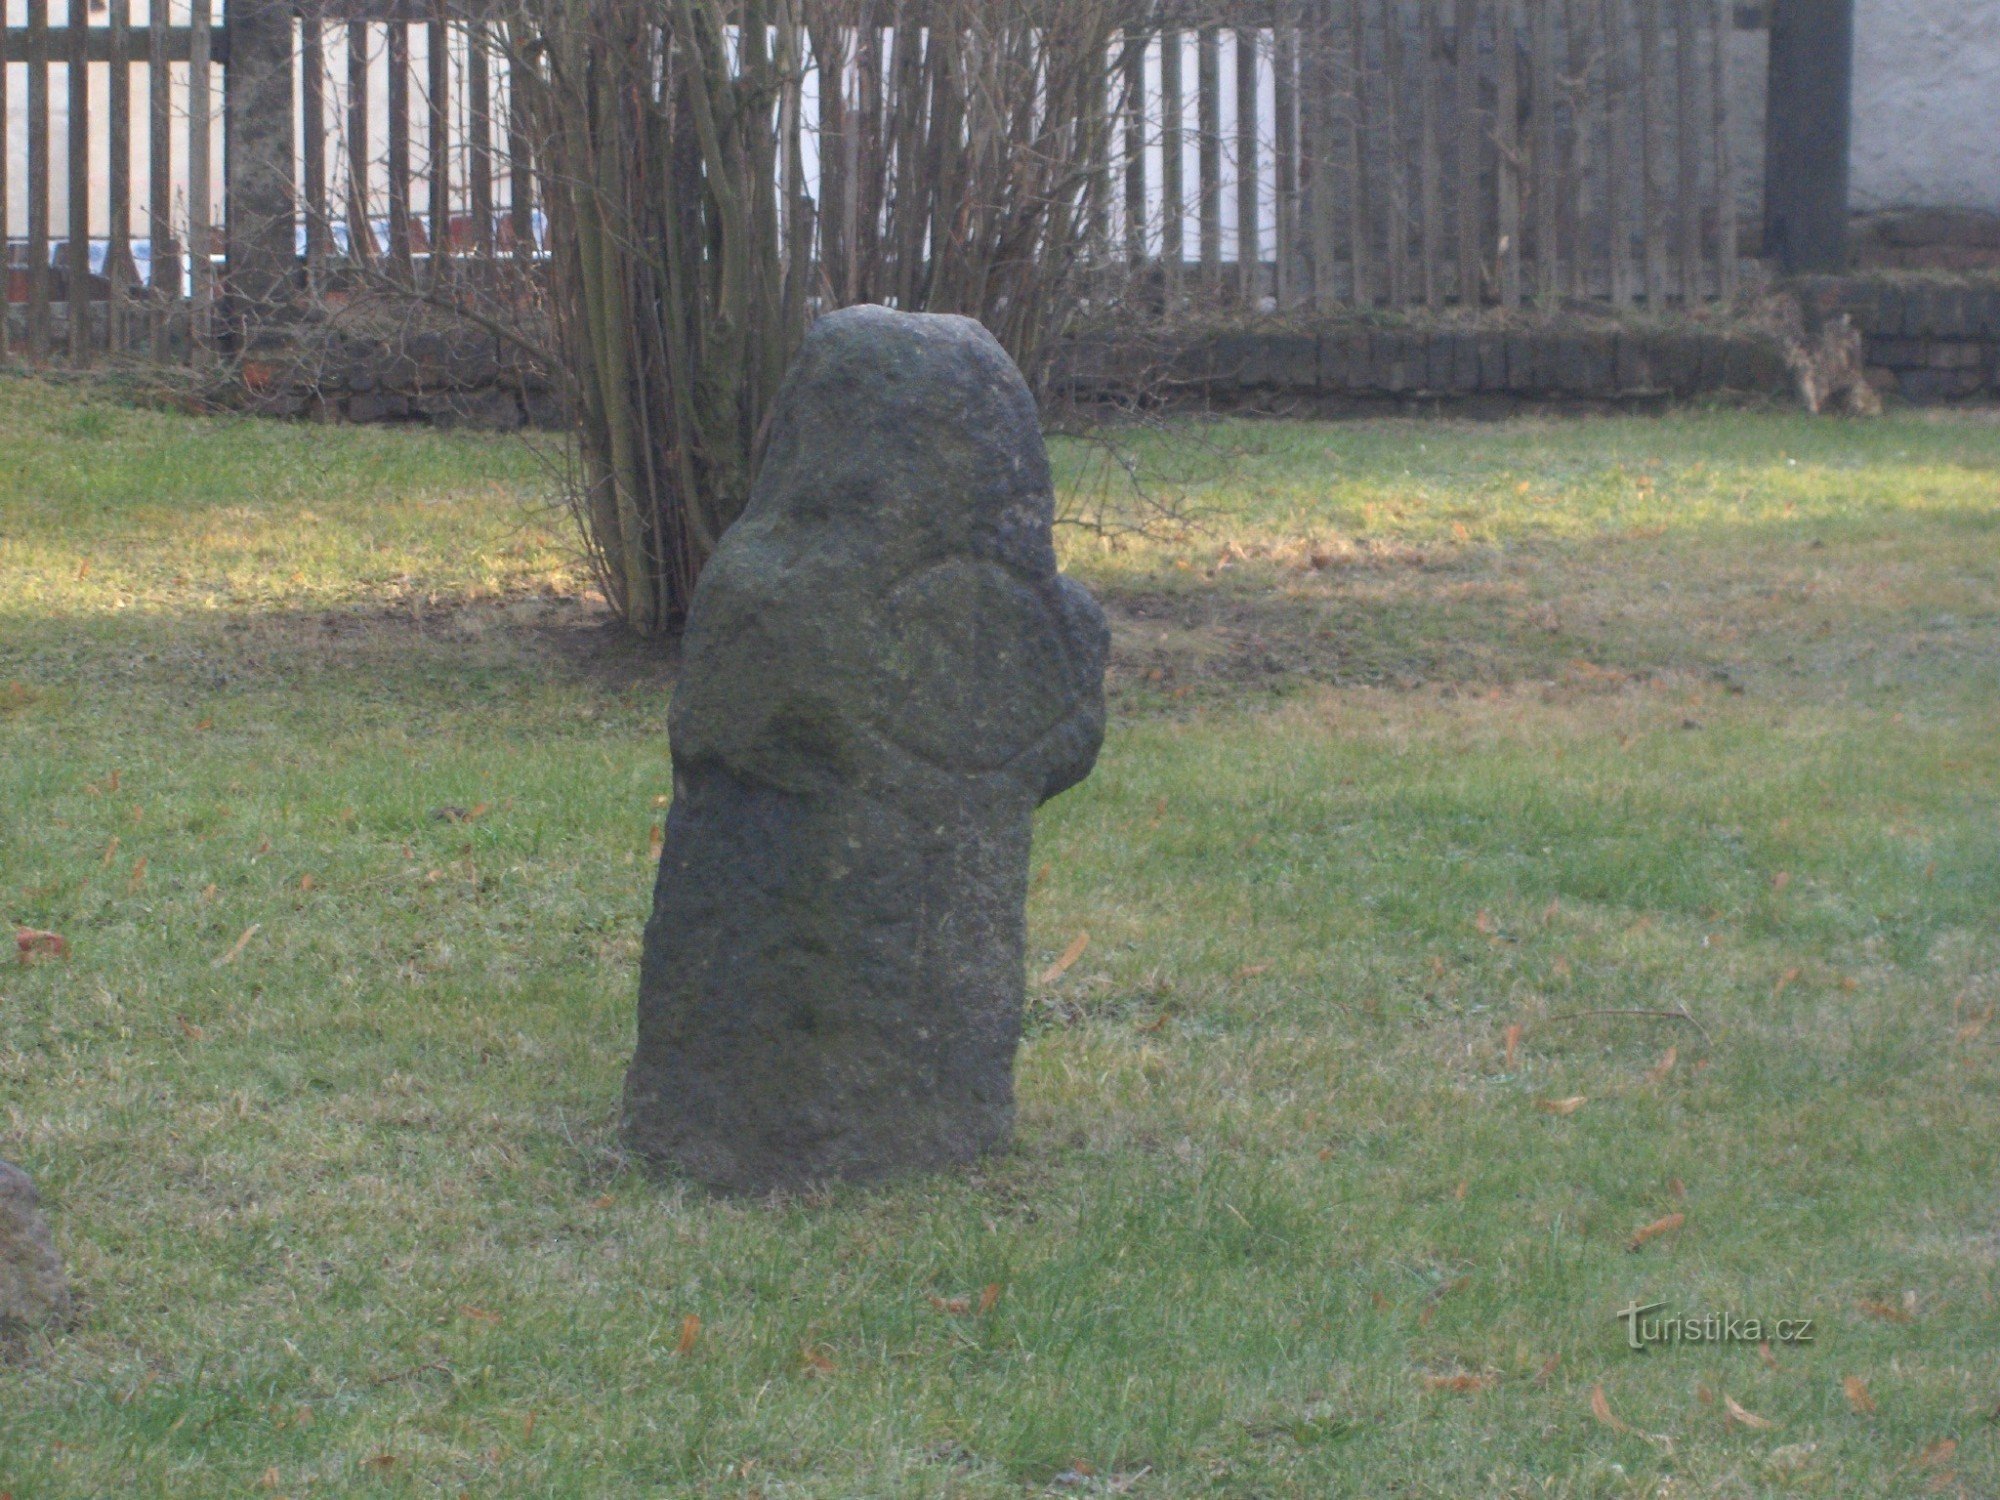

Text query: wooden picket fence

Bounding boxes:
[2,0,224,362]
[2,0,1744,369]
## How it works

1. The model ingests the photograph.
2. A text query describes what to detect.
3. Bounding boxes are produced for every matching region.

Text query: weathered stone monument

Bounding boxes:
[0,1160,70,1337]
[624,305,1108,1194]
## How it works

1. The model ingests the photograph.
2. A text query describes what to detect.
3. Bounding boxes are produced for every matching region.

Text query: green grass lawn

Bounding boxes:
[2,378,1997,1497]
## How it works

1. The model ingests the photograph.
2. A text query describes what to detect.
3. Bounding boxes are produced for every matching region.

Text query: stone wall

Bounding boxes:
[244,287,1998,428]
[239,325,559,430]
[1795,275,2000,405]
[1053,322,1796,415]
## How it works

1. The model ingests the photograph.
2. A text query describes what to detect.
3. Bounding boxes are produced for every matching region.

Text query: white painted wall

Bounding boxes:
[1851,0,2000,211]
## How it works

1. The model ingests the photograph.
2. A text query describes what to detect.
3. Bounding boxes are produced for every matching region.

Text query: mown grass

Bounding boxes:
[2,376,1998,1497]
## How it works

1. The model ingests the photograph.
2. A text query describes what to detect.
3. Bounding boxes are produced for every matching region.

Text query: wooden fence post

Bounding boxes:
[1711,0,1736,297]
[1418,0,1441,309]
[1123,30,1146,271]
[1160,26,1185,309]
[427,1,449,286]
[108,0,133,352]
[1346,0,1369,305]
[0,8,9,359]
[1638,0,1666,306]
[27,0,49,356]
[1381,0,1405,306]
[387,8,413,278]
[1495,0,1518,308]
[1235,25,1259,304]
[302,3,330,277]
[468,24,494,261]
[226,0,299,341]
[1674,0,1700,299]
[148,0,174,359]
[1762,0,1851,274]
[66,0,88,361]
[1604,0,1631,306]
[1453,0,1478,305]
[1305,2,1337,307]
[188,0,213,362]
[1197,25,1221,294]
[347,21,373,268]
[1274,15,1298,308]
[1531,0,1556,304]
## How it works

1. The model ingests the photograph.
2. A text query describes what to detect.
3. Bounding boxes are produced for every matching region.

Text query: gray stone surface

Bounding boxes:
[0,1160,70,1335]
[623,306,1109,1195]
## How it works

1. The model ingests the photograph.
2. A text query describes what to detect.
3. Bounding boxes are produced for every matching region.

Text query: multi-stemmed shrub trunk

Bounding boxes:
[500,0,1143,635]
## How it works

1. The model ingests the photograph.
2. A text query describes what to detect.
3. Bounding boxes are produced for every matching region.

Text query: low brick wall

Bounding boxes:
[1794,275,2000,404]
[236,285,1997,428]
[1053,322,1796,413]
[240,325,560,430]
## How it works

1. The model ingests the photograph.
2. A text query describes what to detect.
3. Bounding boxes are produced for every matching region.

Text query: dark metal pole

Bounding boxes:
[1762,0,1853,274]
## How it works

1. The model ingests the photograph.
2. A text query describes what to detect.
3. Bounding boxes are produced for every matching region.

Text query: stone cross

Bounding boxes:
[624,306,1108,1194]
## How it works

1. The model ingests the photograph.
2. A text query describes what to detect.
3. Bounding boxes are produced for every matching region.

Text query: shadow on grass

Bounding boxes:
[4,499,1994,720]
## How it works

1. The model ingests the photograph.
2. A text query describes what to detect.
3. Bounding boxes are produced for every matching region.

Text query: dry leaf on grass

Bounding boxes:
[801,1344,836,1376]
[1843,1376,1876,1415]
[176,1016,205,1042]
[1724,1395,1777,1430]
[1233,963,1272,980]
[1758,1342,1780,1371]
[1503,1023,1522,1068]
[1645,1046,1678,1083]
[1627,1212,1685,1252]
[675,1314,700,1355]
[1422,1372,1492,1394]
[213,923,261,967]
[1858,1298,1914,1325]
[1773,966,1802,998]
[1772,871,1792,892]
[1917,1438,1957,1469]
[1536,1096,1588,1116]
[1590,1385,1631,1433]
[14,928,69,963]
[1039,931,1089,985]
[1474,909,1497,935]
[928,1294,973,1315]
[978,1282,1002,1314]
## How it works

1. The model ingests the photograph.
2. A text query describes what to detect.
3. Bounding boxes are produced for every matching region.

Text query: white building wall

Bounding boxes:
[1850,0,2000,211]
